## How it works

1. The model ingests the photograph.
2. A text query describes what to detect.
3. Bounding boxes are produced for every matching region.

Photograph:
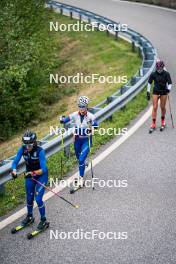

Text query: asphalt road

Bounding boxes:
[1,1,176,263]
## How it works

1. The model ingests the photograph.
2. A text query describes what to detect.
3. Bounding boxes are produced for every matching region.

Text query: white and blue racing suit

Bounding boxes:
[63,111,98,177]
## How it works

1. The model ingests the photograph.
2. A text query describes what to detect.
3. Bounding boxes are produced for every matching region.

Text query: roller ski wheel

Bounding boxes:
[27,233,33,240]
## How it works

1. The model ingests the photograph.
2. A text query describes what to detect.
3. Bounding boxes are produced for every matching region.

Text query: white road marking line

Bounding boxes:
[0,106,152,230]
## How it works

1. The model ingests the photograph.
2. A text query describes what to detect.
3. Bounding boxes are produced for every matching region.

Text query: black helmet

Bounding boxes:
[22,130,37,144]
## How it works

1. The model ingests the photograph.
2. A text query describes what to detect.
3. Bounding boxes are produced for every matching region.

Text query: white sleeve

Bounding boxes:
[147,83,151,93]
[167,83,172,91]
[88,112,95,122]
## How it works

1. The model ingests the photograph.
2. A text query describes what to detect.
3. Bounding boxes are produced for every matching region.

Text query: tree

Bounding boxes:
[0,0,57,140]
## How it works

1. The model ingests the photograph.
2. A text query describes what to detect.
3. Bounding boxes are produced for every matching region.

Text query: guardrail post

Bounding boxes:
[79,14,82,21]
[106,29,109,36]
[88,18,91,24]
[48,4,53,11]
[120,85,129,95]
[115,31,118,40]
[0,184,5,197]
[70,11,73,19]
[131,76,137,85]
[96,22,100,31]
[132,41,135,52]
[120,86,124,95]
[106,97,113,121]
[60,8,63,15]
[138,47,142,58]
[139,68,144,77]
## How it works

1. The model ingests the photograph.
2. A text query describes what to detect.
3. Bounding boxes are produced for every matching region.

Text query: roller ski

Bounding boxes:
[149,121,156,134]
[70,176,85,194]
[160,118,166,131]
[27,218,49,239]
[11,215,35,234]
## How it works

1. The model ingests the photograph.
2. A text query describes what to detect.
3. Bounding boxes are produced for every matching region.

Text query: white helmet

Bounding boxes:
[78,96,89,108]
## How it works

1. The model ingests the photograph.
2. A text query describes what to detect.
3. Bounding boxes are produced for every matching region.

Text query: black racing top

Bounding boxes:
[148,70,172,92]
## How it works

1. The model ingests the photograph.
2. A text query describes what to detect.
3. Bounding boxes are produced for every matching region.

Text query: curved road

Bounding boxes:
[1,1,176,263]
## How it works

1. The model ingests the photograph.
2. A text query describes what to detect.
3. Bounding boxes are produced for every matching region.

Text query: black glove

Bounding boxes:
[24,172,32,178]
[86,128,92,135]
[11,171,17,180]
[147,92,150,101]
[59,115,65,124]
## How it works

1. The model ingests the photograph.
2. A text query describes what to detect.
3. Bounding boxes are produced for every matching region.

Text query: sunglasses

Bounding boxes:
[78,106,87,109]
[24,143,34,148]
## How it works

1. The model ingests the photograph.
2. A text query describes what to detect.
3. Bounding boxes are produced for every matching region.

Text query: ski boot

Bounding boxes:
[21,215,35,227]
[70,176,84,194]
[160,117,166,131]
[27,218,49,239]
[11,215,35,234]
[37,217,48,231]
[149,121,156,134]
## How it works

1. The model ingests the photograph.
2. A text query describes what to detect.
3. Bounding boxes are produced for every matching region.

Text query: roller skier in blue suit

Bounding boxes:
[11,130,48,230]
[60,96,98,192]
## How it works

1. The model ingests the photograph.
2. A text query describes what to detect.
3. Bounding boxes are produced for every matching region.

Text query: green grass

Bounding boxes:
[49,13,141,105]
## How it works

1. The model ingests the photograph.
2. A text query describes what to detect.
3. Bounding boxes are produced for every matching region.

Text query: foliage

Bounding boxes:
[0,0,58,140]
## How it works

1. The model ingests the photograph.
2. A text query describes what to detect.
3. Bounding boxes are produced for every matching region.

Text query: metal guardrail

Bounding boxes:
[0,0,157,189]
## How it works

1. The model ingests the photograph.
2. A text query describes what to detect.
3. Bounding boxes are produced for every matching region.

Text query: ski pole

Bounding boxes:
[168,95,174,128]
[31,176,79,209]
[60,123,64,177]
[88,133,95,190]
[59,124,65,177]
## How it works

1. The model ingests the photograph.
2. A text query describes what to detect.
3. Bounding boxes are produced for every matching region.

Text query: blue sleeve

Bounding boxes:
[63,116,70,123]
[39,149,48,174]
[92,120,98,129]
[11,147,23,170]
